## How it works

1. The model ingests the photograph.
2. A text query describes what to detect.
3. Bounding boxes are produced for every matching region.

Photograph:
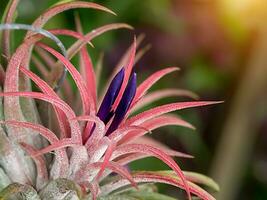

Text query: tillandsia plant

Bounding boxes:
[0,1,220,200]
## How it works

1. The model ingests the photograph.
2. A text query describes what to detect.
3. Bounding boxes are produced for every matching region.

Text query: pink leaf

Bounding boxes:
[102,147,192,182]
[20,67,69,138]
[95,142,116,181]
[1,0,20,59]
[112,37,136,110]
[20,142,48,190]
[108,126,149,142]
[131,67,179,106]
[67,23,133,61]
[32,138,77,157]
[72,115,105,150]
[100,171,215,200]
[80,47,97,106]
[0,91,82,143]
[76,161,137,189]
[79,47,97,140]
[111,143,192,200]
[49,148,69,179]
[130,89,199,113]
[28,1,116,37]
[49,30,96,103]
[120,114,195,144]
[128,136,193,159]
[114,34,145,75]
[0,121,69,179]
[99,34,144,103]
[50,29,84,40]
[104,161,137,189]
[37,42,95,115]
[88,136,111,163]
[3,34,51,146]
[126,101,222,126]
[0,120,58,143]
[3,36,39,140]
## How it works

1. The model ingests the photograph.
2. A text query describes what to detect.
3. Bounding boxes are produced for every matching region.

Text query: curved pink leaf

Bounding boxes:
[50,28,98,137]
[3,36,41,141]
[120,114,195,144]
[49,29,97,105]
[114,34,145,75]
[112,37,136,110]
[80,47,97,106]
[131,67,179,106]
[130,89,199,113]
[67,23,133,60]
[108,126,149,142]
[0,91,82,143]
[88,136,111,163]
[0,121,69,179]
[126,101,222,126]
[32,138,77,157]
[95,142,116,181]
[28,1,115,37]
[1,0,20,59]
[102,146,193,182]
[99,34,144,103]
[72,115,105,149]
[129,136,193,158]
[0,120,58,143]
[100,171,215,200]
[20,142,48,190]
[76,161,136,189]
[111,143,192,199]
[37,42,95,114]
[20,67,69,138]
[49,29,84,40]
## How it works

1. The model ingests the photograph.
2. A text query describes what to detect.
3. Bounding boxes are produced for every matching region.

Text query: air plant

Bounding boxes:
[0,1,220,199]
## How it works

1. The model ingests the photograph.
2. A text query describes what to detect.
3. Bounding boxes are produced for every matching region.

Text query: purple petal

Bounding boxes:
[106,73,137,135]
[97,68,124,123]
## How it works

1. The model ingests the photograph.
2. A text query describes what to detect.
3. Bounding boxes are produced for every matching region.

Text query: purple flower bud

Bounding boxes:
[97,68,124,124]
[106,72,137,135]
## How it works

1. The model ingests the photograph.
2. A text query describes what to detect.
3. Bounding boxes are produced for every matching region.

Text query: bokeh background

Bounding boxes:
[1,0,267,199]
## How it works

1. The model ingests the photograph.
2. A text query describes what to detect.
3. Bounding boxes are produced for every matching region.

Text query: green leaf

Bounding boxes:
[155,170,219,191]
[183,172,220,192]
[0,183,40,200]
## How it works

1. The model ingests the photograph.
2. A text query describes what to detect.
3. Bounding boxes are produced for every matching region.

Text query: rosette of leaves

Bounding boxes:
[0,1,220,199]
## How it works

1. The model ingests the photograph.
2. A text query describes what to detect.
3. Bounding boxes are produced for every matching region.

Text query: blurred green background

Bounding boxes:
[1,0,267,199]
